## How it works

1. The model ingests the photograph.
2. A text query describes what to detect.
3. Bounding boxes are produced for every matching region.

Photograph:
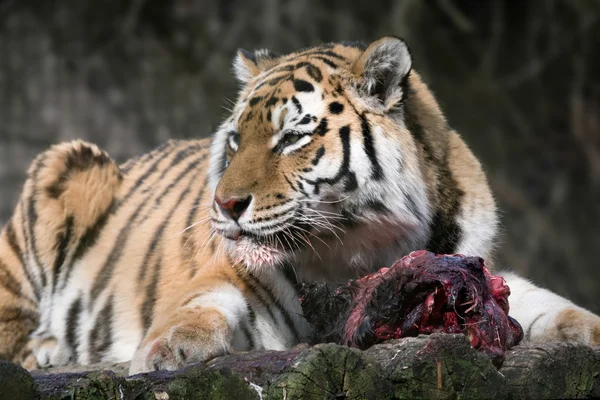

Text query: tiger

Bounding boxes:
[0,37,598,375]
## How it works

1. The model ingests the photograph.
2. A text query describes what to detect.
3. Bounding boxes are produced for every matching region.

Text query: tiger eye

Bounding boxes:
[282,133,301,146]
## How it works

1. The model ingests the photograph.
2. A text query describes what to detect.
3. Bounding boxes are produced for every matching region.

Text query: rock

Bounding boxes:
[364,334,508,399]
[500,343,600,399]
[30,361,131,378]
[0,360,38,400]
[34,367,258,400]
[28,335,600,399]
[209,344,390,400]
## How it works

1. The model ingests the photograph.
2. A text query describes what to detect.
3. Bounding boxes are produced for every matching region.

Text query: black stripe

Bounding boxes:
[307,125,352,192]
[246,272,300,341]
[525,313,546,341]
[65,296,82,362]
[0,259,22,298]
[90,152,206,304]
[145,144,206,193]
[60,202,113,292]
[5,221,24,266]
[246,307,257,349]
[25,156,48,289]
[310,50,346,60]
[297,115,312,125]
[89,295,114,363]
[52,216,74,293]
[401,187,423,223]
[314,118,329,136]
[312,146,325,166]
[265,96,279,108]
[46,146,113,199]
[426,209,463,255]
[182,177,209,273]
[271,64,295,74]
[284,175,297,191]
[141,256,161,334]
[340,208,360,228]
[360,114,384,180]
[293,79,314,93]
[295,61,323,82]
[289,49,345,62]
[114,142,179,211]
[291,96,302,115]
[314,56,338,69]
[0,306,39,324]
[403,83,464,254]
[5,221,39,300]
[248,96,263,107]
[344,172,358,192]
[281,262,300,289]
[364,199,390,213]
[241,322,254,350]
[140,151,209,220]
[89,193,153,304]
[138,156,207,283]
[295,179,309,197]
[232,267,278,324]
[120,141,173,175]
[138,164,205,332]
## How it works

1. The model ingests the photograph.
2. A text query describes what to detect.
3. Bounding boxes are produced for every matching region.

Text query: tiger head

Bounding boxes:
[208,37,453,276]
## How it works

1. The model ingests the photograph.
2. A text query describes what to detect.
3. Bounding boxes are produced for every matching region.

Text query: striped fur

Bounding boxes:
[1,37,598,375]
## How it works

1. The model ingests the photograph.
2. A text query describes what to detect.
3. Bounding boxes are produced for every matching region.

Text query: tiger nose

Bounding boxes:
[215,195,252,221]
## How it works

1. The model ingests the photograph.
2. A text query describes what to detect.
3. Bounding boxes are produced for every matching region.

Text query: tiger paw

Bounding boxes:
[28,334,73,368]
[552,308,600,346]
[129,308,232,374]
[532,308,600,347]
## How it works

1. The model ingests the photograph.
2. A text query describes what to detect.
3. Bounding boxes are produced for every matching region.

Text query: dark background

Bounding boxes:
[1,0,598,313]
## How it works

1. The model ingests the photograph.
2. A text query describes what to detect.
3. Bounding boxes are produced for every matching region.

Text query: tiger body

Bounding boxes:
[0,37,598,374]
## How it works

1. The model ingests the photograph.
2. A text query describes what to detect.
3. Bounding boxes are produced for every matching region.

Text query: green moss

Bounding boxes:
[164,368,258,400]
[369,335,508,400]
[265,343,390,400]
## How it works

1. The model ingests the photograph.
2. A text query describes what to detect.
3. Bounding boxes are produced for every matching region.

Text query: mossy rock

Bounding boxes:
[365,334,508,399]
[264,343,390,400]
[500,343,600,399]
[0,360,38,400]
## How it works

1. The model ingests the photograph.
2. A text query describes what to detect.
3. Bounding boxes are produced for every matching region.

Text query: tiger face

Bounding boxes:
[209,37,433,274]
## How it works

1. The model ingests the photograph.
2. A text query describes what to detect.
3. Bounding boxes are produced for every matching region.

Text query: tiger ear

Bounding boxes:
[233,48,280,84]
[352,37,412,109]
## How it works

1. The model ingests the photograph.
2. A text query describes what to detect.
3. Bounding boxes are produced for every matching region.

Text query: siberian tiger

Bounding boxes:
[0,37,598,375]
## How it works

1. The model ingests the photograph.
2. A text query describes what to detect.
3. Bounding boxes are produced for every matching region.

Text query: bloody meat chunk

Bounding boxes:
[299,250,524,366]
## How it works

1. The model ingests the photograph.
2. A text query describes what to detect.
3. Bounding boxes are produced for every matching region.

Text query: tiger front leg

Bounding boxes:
[129,282,252,374]
[502,272,600,346]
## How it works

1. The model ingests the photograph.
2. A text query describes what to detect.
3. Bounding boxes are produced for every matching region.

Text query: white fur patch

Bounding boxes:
[232,238,287,271]
[185,284,248,328]
[233,53,255,84]
[500,271,596,343]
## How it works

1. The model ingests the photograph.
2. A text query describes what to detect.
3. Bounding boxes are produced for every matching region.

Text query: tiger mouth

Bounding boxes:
[219,221,314,252]
[223,223,311,251]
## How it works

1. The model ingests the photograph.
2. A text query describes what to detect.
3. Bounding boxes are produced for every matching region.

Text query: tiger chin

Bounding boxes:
[0,37,598,376]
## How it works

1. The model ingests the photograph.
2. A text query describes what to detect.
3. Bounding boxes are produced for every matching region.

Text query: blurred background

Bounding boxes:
[0,0,598,313]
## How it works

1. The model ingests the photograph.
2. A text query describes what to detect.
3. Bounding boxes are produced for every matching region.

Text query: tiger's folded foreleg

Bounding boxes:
[129,275,253,374]
[501,271,600,347]
[129,265,308,374]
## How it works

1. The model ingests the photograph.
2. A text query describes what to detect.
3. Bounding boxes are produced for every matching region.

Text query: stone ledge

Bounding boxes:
[2,334,599,399]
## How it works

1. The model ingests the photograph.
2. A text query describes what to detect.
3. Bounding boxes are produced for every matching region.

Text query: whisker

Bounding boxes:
[166,216,212,241]
[296,195,350,204]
